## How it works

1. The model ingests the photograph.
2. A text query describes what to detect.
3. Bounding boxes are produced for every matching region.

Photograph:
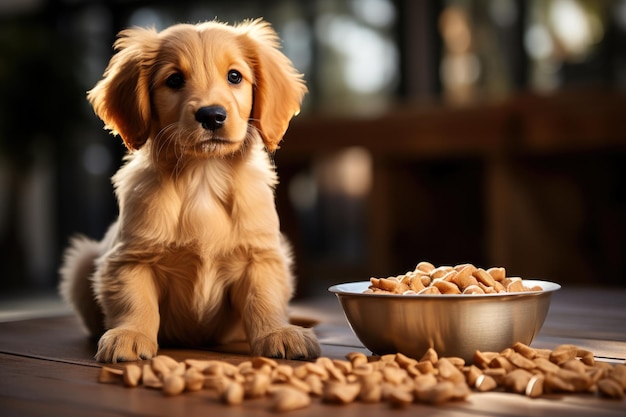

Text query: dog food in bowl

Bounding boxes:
[367,261,543,295]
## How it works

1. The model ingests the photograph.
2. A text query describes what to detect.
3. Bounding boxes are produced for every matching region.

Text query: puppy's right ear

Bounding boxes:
[87,27,159,150]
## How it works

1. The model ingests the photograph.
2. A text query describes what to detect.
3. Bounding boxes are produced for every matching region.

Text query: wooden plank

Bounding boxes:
[282,91,626,159]
[0,354,263,417]
[0,316,97,366]
[1,288,624,365]
[534,288,626,361]
[2,351,625,417]
[513,90,626,152]
[1,290,625,416]
[282,103,511,158]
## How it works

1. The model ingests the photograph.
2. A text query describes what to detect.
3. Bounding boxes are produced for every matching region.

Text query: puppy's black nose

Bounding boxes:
[195,106,227,131]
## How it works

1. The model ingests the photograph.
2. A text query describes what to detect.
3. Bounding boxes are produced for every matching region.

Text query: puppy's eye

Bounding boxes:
[165,73,185,89]
[227,70,243,85]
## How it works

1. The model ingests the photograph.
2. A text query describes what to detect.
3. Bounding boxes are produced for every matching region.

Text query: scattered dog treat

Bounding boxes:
[366,261,543,295]
[98,343,626,412]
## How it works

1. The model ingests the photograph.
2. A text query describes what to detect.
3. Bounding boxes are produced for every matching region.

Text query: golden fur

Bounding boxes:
[59,19,320,362]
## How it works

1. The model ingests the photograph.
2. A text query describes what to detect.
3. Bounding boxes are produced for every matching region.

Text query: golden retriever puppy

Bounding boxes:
[59,19,320,362]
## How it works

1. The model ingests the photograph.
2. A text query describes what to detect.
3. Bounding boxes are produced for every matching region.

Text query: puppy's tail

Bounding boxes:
[58,235,105,338]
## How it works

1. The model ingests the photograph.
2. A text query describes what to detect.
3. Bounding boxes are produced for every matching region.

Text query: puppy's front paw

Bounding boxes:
[95,328,157,363]
[252,325,320,360]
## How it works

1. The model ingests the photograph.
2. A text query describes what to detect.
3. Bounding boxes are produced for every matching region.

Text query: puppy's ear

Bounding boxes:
[87,27,159,150]
[238,19,307,152]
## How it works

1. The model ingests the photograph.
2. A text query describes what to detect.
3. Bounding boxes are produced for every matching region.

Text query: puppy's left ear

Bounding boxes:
[238,19,307,152]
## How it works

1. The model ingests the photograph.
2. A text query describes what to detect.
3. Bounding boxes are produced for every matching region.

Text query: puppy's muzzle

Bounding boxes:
[195,105,227,131]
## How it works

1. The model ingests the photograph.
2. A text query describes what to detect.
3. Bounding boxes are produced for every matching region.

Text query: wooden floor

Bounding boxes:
[1,286,625,416]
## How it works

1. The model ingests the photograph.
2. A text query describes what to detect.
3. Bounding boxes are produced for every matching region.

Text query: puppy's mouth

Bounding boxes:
[196,137,236,154]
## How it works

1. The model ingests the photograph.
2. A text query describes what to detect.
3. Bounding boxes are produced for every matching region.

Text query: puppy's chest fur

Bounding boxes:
[115,143,279,248]
[109,144,281,341]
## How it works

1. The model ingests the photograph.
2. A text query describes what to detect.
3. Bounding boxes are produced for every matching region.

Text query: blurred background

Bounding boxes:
[1,0,625,304]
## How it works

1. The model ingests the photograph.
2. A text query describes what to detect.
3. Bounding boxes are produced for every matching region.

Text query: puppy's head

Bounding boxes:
[88,19,307,157]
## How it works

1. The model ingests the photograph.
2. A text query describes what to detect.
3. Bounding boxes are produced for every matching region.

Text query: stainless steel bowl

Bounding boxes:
[328,280,560,362]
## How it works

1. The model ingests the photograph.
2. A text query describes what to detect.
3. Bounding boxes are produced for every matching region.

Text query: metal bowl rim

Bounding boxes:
[328,279,560,298]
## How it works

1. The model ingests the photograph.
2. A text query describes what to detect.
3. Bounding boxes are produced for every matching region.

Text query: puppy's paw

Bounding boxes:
[95,328,158,363]
[252,325,320,360]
